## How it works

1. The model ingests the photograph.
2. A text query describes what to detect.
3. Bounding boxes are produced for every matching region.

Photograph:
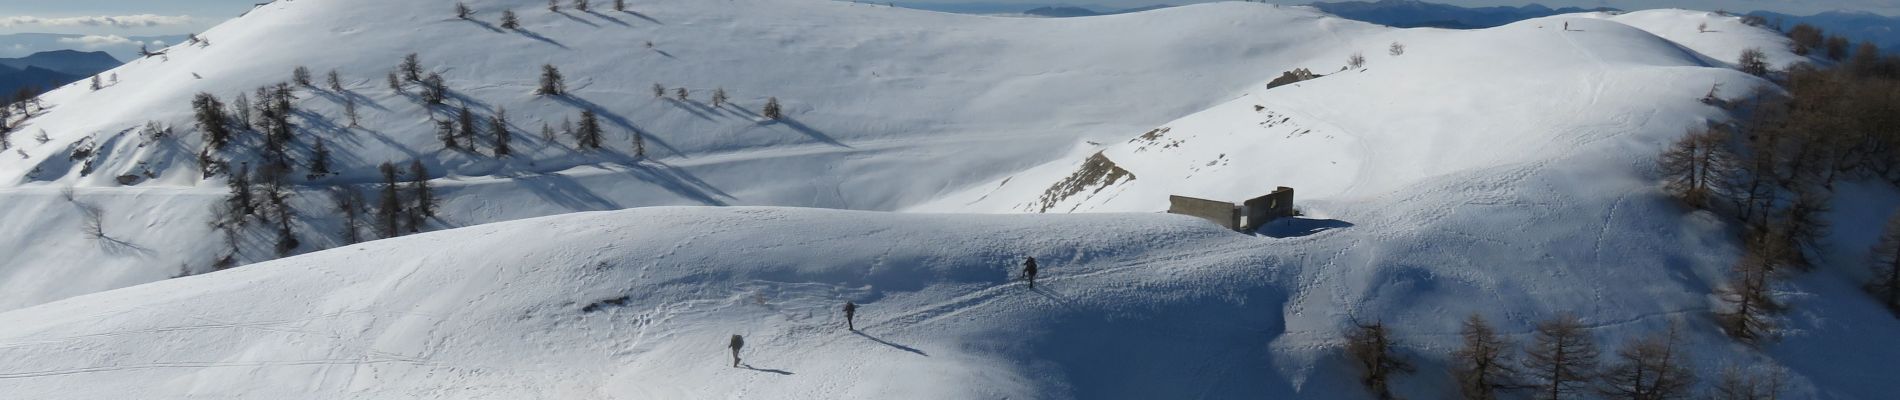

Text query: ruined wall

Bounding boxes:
[1242,187,1295,231]
[1168,195,1240,230]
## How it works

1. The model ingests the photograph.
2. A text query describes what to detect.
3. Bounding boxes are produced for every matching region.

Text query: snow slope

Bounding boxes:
[930,13,1797,213]
[0,0,1372,311]
[0,207,1285,399]
[0,205,1894,399]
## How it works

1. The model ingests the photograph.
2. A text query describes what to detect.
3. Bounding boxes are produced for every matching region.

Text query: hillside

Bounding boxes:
[0,0,1365,312]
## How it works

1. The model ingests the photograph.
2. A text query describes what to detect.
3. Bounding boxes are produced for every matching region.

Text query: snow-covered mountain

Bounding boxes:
[0,0,1366,312]
[1,0,1895,398]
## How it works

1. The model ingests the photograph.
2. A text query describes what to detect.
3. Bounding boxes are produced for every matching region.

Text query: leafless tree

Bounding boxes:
[1523,313,1599,400]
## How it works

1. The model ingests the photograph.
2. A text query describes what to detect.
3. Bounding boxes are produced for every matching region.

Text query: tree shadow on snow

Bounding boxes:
[555,95,686,157]
[554,10,600,28]
[511,28,569,49]
[622,10,661,25]
[663,98,717,121]
[508,171,622,211]
[853,331,928,356]
[461,18,505,33]
[608,161,734,206]
[771,117,849,148]
[740,364,794,375]
[96,235,155,257]
[585,10,631,27]
[1256,217,1353,239]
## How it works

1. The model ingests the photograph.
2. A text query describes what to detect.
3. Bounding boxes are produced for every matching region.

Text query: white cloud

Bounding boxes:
[0,15,195,29]
[56,35,136,48]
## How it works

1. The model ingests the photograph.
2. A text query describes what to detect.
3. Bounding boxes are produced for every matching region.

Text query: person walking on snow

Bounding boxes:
[728,334,745,367]
[844,301,858,331]
[1022,256,1039,289]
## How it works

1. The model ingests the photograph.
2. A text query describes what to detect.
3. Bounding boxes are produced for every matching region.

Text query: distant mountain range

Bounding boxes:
[1019,4,1173,17]
[899,0,1898,53]
[1306,0,1617,29]
[0,50,120,96]
[0,33,187,61]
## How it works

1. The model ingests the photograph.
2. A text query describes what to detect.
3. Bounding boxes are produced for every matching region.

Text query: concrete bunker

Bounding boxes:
[1166,187,1295,232]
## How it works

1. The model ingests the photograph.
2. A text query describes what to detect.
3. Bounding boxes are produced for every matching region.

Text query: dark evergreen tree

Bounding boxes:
[675,87,688,101]
[376,162,403,238]
[652,83,665,98]
[763,97,783,120]
[437,119,459,150]
[574,0,590,12]
[1523,314,1599,400]
[491,107,512,157]
[457,105,477,149]
[712,87,729,108]
[548,0,560,12]
[456,2,474,19]
[537,64,566,96]
[501,10,521,29]
[1453,314,1519,400]
[576,110,603,149]
[192,92,232,150]
[614,0,628,11]
[90,75,102,91]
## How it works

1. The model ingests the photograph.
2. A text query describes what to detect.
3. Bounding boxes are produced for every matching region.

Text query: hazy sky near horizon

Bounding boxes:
[0,0,1893,36]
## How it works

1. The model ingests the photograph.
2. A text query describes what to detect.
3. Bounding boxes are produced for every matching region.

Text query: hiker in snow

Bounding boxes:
[844,301,858,331]
[728,334,745,367]
[1022,256,1039,289]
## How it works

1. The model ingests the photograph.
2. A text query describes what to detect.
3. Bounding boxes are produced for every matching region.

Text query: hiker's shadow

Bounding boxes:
[853,331,928,356]
[741,364,794,375]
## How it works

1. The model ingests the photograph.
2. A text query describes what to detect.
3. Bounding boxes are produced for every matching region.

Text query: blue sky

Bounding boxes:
[0,0,1894,37]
